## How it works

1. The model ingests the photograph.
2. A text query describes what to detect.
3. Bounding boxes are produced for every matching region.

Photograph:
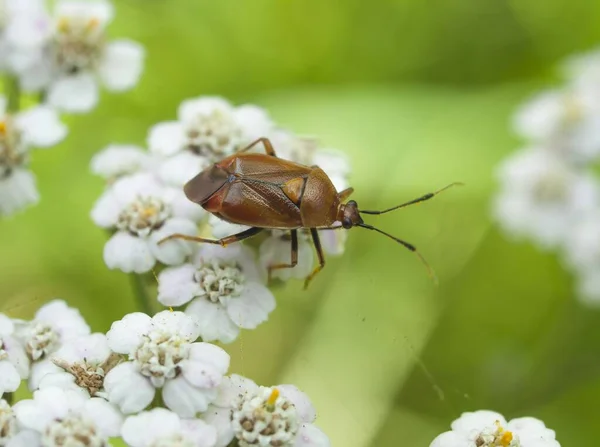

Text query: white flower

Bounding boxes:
[259,231,314,281]
[104,311,230,417]
[492,148,599,249]
[575,270,600,308]
[0,0,51,76]
[202,374,329,447]
[512,87,600,163]
[0,398,20,446]
[311,148,351,192]
[91,173,197,273]
[18,0,145,113]
[12,386,123,446]
[13,299,90,390]
[148,96,274,187]
[159,244,274,344]
[122,408,217,447]
[38,332,121,398]
[265,130,318,165]
[90,144,150,181]
[209,214,251,240]
[430,410,560,447]
[0,313,29,395]
[0,97,67,216]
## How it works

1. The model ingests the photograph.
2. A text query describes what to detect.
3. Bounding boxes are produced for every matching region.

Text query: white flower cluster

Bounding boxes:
[0,0,144,217]
[493,47,600,306]
[90,96,351,343]
[430,410,560,447]
[0,301,330,447]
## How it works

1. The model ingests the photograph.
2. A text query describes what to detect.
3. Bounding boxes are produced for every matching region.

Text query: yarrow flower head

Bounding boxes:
[430,410,560,447]
[493,147,599,250]
[91,172,199,273]
[104,310,230,417]
[202,374,330,447]
[122,408,217,447]
[0,96,67,216]
[0,313,29,395]
[148,96,274,187]
[90,143,151,182]
[0,398,20,446]
[13,0,145,113]
[12,386,123,446]
[158,244,275,344]
[38,332,121,399]
[13,299,90,390]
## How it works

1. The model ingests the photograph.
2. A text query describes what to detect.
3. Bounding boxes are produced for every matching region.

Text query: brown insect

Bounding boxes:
[159,138,459,288]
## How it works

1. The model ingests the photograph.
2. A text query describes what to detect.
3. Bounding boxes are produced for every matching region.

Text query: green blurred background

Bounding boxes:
[2,0,600,445]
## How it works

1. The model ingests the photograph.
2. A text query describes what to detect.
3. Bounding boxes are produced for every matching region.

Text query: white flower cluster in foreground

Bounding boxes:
[90,96,351,342]
[430,410,560,447]
[493,47,600,306]
[0,0,144,217]
[0,300,330,447]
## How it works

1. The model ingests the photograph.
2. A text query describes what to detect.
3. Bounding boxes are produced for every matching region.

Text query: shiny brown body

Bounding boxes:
[161,137,458,288]
[185,153,342,230]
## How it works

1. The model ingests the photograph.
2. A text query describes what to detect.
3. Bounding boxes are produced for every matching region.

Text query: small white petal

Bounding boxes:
[226,282,275,329]
[47,73,99,113]
[104,362,154,414]
[157,151,210,187]
[451,410,507,434]
[208,214,252,240]
[178,96,233,123]
[121,408,182,447]
[212,374,258,407]
[185,299,240,344]
[149,218,196,266]
[0,314,14,336]
[234,104,274,140]
[151,311,200,341]
[0,361,21,394]
[6,430,41,447]
[104,231,156,273]
[83,398,123,437]
[0,169,39,216]
[429,431,464,447]
[16,106,67,147]
[90,189,121,228]
[99,39,145,91]
[192,243,263,283]
[180,418,218,447]
[4,336,30,379]
[163,186,207,222]
[34,299,90,340]
[158,264,201,307]
[312,149,351,179]
[277,385,316,423]
[53,332,110,365]
[162,375,217,417]
[201,405,234,447]
[90,144,149,179]
[295,423,331,447]
[106,312,152,354]
[147,121,186,156]
[29,359,60,390]
[180,342,230,389]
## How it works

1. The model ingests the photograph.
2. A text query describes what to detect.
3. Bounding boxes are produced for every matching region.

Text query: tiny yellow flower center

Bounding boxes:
[86,17,100,30]
[0,120,6,136]
[57,17,70,32]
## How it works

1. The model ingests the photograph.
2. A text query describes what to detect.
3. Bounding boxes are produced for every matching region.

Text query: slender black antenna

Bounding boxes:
[360,182,463,215]
[358,223,438,285]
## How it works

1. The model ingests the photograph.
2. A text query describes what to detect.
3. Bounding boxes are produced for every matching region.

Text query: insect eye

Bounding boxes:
[342,218,353,229]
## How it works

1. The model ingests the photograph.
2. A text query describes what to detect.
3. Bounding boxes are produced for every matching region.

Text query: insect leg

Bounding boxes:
[303,229,325,290]
[337,187,354,202]
[267,229,298,281]
[158,226,263,246]
[237,137,278,157]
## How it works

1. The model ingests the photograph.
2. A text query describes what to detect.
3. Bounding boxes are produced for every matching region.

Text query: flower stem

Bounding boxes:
[129,273,155,315]
[226,439,240,447]
[4,76,20,113]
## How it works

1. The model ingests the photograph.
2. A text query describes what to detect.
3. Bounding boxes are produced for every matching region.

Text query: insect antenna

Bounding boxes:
[357,223,438,285]
[359,182,463,215]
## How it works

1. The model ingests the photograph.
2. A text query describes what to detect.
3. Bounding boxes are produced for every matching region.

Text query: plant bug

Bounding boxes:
[159,137,460,288]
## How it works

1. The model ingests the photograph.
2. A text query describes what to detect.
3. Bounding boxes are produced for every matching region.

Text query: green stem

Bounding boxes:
[129,273,154,315]
[4,76,20,113]
[226,439,240,447]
